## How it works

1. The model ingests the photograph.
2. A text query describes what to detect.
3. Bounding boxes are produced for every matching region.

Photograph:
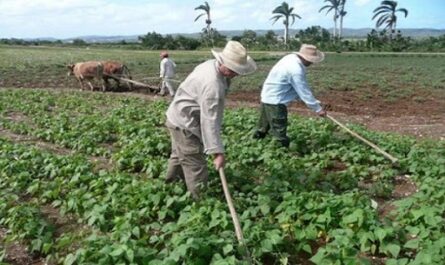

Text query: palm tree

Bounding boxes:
[270,2,301,45]
[338,0,347,39]
[319,0,341,39]
[194,2,212,42]
[372,0,408,39]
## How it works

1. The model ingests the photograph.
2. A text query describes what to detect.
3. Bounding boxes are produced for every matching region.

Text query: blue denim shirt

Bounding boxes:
[261,53,322,112]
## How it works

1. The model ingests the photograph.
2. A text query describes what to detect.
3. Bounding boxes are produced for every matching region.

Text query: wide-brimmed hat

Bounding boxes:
[211,41,257,75]
[296,44,325,63]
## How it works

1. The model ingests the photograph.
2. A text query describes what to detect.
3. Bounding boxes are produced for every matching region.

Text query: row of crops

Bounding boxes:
[1,46,444,100]
[0,88,444,264]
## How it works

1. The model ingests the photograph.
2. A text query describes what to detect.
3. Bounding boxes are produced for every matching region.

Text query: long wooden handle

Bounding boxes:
[327,114,399,164]
[218,168,252,264]
[218,168,244,242]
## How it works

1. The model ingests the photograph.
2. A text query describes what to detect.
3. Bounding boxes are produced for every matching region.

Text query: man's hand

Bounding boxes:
[317,109,327,117]
[213,153,225,170]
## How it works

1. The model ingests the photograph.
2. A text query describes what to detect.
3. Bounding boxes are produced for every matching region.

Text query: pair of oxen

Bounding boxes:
[67,61,132,91]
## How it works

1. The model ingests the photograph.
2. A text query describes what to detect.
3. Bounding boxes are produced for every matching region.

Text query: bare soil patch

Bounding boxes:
[0,228,45,265]
[4,111,31,124]
[374,174,418,222]
[227,90,445,140]
[0,203,87,265]
[391,175,418,199]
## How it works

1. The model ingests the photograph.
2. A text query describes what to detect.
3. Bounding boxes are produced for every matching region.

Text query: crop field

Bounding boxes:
[0,46,444,265]
[1,46,444,97]
[0,45,444,138]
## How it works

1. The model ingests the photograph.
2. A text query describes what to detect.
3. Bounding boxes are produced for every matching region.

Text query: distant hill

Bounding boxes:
[64,35,140,43]
[27,28,445,43]
[210,28,445,39]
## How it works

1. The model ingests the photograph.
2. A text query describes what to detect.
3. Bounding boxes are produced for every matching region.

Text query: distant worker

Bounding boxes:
[165,41,257,199]
[253,44,327,147]
[159,51,177,97]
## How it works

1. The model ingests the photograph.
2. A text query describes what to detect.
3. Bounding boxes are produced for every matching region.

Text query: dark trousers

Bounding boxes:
[253,103,290,147]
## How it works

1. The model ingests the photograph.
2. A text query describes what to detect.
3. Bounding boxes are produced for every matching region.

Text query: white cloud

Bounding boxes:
[0,0,442,38]
[0,0,198,38]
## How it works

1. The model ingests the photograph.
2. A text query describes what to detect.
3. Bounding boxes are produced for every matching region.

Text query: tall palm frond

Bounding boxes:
[319,0,341,39]
[270,2,301,45]
[194,1,211,24]
[194,2,213,45]
[372,0,408,38]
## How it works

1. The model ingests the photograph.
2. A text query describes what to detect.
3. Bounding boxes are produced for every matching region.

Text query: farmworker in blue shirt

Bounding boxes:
[165,41,257,199]
[253,44,327,147]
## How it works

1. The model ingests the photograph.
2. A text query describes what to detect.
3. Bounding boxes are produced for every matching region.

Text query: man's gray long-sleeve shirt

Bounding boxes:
[166,59,229,155]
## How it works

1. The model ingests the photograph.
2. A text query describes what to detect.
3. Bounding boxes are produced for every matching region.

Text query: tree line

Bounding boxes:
[2,28,444,53]
[1,0,444,52]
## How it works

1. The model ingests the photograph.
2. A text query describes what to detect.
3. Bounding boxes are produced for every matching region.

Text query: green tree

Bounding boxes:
[72,39,87,46]
[176,35,201,50]
[372,0,408,39]
[200,28,226,47]
[296,26,331,47]
[241,30,257,48]
[164,35,177,50]
[265,30,278,42]
[138,32,165,49]
[270,2,301,45]
[194,1,213,45]
[366,29,387,51]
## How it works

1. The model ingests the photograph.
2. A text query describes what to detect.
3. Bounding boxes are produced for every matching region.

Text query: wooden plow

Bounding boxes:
[105,74,161,93]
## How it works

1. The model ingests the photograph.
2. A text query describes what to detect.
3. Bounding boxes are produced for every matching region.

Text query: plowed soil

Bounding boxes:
[226,90,445,140]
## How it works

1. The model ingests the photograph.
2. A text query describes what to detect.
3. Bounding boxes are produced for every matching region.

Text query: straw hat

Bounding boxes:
[211,41,257,75]
[296,44,325,63]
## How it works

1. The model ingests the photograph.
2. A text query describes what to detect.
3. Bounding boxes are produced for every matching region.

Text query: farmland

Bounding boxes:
[0,45,444,138]
[0,46,444,264]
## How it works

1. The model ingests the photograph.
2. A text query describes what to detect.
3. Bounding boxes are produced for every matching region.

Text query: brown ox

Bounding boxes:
[67,61,106,91]
[101,61,133,91]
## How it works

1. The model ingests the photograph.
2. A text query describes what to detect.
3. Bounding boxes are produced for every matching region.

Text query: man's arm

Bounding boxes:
[199,83,225,156]
[289,69,323,113]
[160,60,166,78]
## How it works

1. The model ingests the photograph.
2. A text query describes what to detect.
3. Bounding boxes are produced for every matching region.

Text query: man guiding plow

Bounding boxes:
[159,51,177,97]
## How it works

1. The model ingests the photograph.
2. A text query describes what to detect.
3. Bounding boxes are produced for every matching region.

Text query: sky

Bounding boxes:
[0,0,444,39]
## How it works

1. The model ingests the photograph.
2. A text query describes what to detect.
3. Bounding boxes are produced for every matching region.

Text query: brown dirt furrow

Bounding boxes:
[119,89,445,140]
[0,228,45,265]
[0,202,90,265]
[226,90,445,140]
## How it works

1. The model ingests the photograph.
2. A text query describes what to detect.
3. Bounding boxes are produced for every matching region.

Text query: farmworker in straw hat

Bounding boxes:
[253,44,327,147]
[159,51,177,97]
[165,40,257,199]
